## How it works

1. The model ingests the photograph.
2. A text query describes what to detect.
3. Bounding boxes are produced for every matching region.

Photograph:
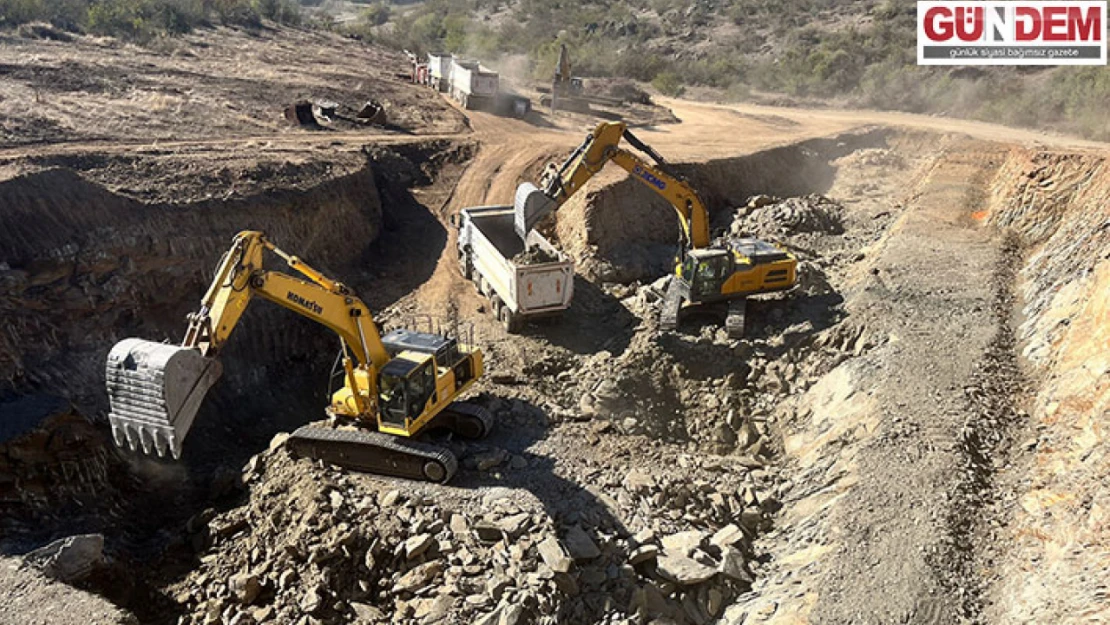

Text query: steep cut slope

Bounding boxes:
[0,156,381,416]
[986,150,1110,624]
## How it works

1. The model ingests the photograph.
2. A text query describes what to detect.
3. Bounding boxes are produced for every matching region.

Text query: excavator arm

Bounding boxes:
[105,230,388,457]
[527,121,711,249]
[517,122,798,338]
[181,230,388,369]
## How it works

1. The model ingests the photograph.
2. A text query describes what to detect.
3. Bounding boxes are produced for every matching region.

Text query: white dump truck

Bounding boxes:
[427,52,452,92]
[449,59,499,110]
[455,206,573,332]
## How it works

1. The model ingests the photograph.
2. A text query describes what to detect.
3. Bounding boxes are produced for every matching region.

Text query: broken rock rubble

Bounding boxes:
[167,429,779,625]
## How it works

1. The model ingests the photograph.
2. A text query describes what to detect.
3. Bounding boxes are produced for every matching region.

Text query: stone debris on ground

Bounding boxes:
[6,111,1045,625]
[22,534,105,583]
[156,230,880,624]
[0,66,1099,625]
[734,194,845,237]
[161,393,786,625]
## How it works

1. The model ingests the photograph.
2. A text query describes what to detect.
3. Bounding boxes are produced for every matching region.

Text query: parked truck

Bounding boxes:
[449,59,499,110]
[455,206,573,332]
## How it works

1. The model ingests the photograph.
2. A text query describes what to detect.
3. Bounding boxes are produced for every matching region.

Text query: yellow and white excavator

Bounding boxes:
[514,121,797,337]
[104,231,490,483]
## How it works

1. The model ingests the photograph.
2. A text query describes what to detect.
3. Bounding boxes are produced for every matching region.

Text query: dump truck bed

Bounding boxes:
[450,60,499,97]
[457,206,573,319]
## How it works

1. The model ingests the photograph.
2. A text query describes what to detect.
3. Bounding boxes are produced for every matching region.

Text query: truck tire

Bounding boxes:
[459,250,472,280]
[500,305,523,334]
[490,294,503,319]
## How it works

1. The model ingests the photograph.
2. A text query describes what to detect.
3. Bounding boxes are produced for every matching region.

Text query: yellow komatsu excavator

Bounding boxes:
[514,121,797,337]
[104,231,490,483]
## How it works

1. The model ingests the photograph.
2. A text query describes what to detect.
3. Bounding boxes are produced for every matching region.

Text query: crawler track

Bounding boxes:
[287,426,459,483]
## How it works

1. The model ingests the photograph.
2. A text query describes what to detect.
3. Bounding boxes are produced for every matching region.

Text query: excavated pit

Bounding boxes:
[2,128,1107,625]
[0,139,472,619]
[714,139,1109,624]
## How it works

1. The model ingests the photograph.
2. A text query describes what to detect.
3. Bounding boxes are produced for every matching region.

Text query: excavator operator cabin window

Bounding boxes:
[379,359,417,426]
[693,255,730,297]
[379,373,406,425]
[406,359,437,418]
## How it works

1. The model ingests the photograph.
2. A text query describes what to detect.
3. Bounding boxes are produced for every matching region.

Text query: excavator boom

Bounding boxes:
[514,121,710,248]
[107,231,382,457]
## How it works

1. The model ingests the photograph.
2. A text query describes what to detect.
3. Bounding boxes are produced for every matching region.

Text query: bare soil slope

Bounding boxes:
[0,25,466,148]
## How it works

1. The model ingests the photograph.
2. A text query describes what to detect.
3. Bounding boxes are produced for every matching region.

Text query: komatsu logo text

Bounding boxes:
[287,292,323,315]
[633,165,667,191]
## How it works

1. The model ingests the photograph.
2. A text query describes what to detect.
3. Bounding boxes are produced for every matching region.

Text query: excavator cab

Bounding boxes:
[682,249,732,301]
[377,354,437,428]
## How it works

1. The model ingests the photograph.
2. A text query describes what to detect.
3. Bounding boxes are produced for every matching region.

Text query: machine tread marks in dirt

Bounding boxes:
[104,231,491,483]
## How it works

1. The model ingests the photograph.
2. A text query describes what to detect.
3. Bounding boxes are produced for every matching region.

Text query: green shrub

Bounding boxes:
[86,0,153,39]
[360,1,389,27]
[651,70,685,97]
[211,0,261,27]
[0,0,297,38]
[252,0,299,25]
[0,0,44,26]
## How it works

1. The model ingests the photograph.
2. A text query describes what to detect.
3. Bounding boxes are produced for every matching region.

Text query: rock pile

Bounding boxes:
[511,246,559,266]
[733,194,845,238]
[167,398,786,625]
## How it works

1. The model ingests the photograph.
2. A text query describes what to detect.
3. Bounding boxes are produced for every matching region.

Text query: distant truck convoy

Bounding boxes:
[408,51,530,117]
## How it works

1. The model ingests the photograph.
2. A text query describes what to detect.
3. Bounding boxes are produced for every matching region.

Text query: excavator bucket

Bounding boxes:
[105,338,222,459]
[513,182,557,241]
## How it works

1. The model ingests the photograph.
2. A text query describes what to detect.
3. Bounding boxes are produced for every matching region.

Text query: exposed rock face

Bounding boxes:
[0,395,113,515]
[0,159,382,418]
[984,149,1110,625]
